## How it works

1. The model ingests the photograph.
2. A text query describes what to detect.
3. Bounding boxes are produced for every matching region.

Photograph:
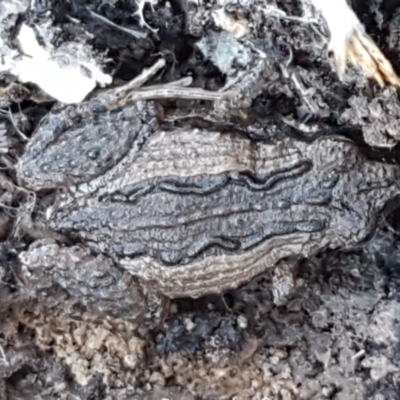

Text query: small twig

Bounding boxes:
[0,155,14,170]
[0,108,29,142]
[132,0,159,33]
[281,116,320,133]
[0,172,36,229]
[161,76,193,88]
[110,86,238,109]
[220,293,233,313]
[0,345,9,367]
[114,58,166,98]
[0,172,34,199]
[88,10,146,39]
[351,349,365,360]
[129,76,193,93]
[290,72,318,114]
[111,59,237,108]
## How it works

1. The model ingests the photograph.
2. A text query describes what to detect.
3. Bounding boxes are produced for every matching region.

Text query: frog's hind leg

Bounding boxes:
[310,0,400,87]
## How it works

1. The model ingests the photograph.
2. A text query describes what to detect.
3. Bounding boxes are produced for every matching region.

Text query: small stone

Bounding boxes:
[237,315,248,329]
[184,317,196,332]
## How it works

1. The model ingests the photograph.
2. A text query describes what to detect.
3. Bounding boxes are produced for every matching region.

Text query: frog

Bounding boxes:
[17,94,400,299]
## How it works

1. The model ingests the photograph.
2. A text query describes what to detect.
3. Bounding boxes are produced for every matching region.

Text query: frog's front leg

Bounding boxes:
[311,0,400,87]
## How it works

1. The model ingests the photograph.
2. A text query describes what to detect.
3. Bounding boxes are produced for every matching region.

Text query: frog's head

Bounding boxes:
[16,102,156,191]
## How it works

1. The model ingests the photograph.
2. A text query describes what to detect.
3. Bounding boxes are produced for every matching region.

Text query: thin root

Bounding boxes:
[0,108,29,142]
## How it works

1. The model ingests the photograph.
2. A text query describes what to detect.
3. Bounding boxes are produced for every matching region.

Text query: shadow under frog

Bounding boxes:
[17,99,400,298]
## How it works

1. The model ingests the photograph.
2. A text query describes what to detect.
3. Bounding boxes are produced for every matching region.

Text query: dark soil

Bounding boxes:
[1,0,400,399]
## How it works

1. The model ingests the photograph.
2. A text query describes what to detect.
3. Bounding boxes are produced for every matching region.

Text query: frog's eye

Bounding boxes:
[87,149,100,160]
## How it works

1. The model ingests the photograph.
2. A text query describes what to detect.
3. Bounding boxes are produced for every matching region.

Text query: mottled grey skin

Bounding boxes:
[48,130,399,297]
[17,117,400,298]
[16,89,160,190]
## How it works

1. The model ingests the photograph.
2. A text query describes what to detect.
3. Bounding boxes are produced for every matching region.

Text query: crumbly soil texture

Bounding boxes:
[2,0,400,399]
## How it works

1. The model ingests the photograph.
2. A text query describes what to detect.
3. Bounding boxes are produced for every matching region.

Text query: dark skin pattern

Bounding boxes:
[16,92,400,297]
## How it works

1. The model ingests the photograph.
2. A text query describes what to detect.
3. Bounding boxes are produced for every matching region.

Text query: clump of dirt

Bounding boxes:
[2,225,400,399]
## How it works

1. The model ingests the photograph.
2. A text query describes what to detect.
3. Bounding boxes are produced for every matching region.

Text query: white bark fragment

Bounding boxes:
[310,0,364,76]
[0,24,112,104]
